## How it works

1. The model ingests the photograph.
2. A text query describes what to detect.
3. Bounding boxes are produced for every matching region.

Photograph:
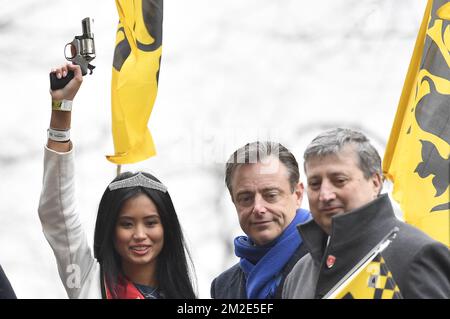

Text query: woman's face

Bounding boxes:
[114,193,164,274]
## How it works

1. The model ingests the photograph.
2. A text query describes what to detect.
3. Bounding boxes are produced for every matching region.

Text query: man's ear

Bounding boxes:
[371,173,383,196]
[293,182,304,208]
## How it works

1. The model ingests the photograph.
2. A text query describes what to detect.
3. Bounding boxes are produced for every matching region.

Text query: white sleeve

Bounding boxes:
[38,146,96,298]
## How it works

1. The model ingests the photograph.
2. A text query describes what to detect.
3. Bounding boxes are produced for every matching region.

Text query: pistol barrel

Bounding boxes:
[81,17,94,38]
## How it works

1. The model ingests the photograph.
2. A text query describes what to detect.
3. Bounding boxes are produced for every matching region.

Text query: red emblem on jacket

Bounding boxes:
[326,255,336,268]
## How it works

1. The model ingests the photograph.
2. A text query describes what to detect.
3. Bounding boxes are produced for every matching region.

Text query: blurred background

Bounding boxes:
[0,0,426,298]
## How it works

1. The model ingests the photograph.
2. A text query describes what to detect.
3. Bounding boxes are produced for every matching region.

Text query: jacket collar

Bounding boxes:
[297,194,398,265]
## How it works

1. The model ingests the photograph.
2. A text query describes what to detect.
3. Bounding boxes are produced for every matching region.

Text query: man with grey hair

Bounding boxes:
[283,128,450,299]
[210,141,311,299]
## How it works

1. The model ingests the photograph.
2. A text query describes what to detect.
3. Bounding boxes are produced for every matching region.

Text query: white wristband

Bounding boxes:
[52,99,73,112]
[47,128,70,142]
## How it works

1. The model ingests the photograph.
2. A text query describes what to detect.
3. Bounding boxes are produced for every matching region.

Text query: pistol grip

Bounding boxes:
[49,70,75,90]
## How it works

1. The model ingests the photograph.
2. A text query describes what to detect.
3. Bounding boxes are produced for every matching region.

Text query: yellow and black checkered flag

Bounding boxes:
[324,228,403,299]
[337,255,402,299]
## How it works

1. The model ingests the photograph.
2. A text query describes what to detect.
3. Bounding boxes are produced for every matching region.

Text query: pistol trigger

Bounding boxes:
[88,64,96,75]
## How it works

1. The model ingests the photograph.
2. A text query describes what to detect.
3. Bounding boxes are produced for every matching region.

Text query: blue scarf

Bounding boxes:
[234,209,311,299]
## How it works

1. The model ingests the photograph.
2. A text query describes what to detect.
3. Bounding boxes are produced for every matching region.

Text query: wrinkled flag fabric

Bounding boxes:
[383,0,450,247]
[107,0,163,164]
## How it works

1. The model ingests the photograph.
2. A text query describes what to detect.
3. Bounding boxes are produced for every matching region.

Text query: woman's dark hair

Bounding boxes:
[93,171,196,299]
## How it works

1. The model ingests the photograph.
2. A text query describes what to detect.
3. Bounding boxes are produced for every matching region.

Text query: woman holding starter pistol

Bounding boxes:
[38,63,197,299]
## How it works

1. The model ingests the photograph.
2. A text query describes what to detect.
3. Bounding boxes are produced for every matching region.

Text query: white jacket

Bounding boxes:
[38,146,102,298]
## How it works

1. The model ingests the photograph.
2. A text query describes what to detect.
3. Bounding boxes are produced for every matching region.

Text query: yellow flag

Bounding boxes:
[107,0,163,164]
[383,0,450,247]
[328,255,402,299]
[325,228,402,299]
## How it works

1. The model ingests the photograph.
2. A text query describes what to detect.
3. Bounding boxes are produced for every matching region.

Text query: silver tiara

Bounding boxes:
[108,172,168,193]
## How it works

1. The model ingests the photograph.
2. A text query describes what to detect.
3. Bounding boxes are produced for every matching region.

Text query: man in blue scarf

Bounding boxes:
[211,141,311,299]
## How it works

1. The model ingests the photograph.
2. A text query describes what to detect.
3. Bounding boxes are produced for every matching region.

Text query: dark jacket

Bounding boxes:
[283,194,450,299]
[211,244,307,299]
[0,265,16,299]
